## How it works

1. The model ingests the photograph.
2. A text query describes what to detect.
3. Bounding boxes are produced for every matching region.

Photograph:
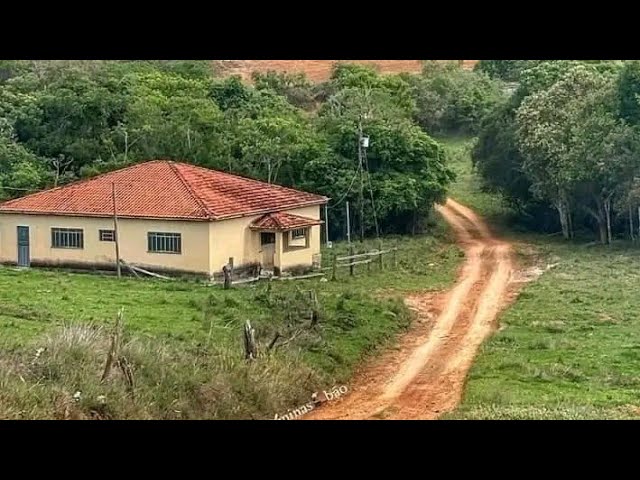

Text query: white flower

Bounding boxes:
[73,391,82,401]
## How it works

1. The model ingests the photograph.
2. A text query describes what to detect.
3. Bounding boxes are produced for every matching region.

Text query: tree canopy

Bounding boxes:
[0,60,456,241]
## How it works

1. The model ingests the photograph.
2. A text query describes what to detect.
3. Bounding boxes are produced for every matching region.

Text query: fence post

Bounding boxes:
[393,240,398,268]
[331,252,337,281]
[349,245,355,276]
[223,264,232,289]
[378,240,384,270]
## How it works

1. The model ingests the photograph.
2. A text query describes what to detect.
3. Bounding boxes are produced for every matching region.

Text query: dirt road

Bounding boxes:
[304,198,515,420]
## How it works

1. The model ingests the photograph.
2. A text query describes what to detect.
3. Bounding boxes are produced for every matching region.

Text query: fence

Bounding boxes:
[323,241,398,280]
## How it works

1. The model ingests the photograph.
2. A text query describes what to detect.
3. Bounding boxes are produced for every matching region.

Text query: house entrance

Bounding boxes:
[260,232,276,269]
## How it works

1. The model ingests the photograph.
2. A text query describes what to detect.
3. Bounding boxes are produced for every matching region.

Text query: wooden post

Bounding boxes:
[393,240,398,268]
[346,201,351,244]
[112,182,121,278]
[228,257,234,277]
[243,320,257,360]
[378,240,384,270]
[349,244,355,276]
[101,308,124,383]
[331,252,337,281]
[223,264,232,289]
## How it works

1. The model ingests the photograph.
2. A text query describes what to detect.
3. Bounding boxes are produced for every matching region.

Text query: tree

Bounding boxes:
[516,66,609,240]
[252,70,317,110]
[475,60,542,82]
[567,86,640,244]
[0,120,46,199]
[315,83,453,238]
[617,60,640,124]
[410,64,504,135]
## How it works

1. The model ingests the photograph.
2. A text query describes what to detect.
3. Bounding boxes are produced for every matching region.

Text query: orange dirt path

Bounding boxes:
[303,198,515,420]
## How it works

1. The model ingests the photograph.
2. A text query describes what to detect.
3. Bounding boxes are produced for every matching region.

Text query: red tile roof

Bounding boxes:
[0,161,328,221]
[250,212,324,231]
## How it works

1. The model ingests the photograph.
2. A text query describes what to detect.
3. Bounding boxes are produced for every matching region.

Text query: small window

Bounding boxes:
[99,229,115,242]
[291,228,306,240]
[260,232,276,246]
[288,228,308,248]
[51,228,84,249]
[148,232,182,254]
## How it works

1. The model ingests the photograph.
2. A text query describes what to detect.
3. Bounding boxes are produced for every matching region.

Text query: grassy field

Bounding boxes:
[440,136,640,420]
[438,136,513,226]
[0,217,462,419]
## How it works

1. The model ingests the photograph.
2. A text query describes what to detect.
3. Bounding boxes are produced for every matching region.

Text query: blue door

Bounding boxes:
[17,226,30,267]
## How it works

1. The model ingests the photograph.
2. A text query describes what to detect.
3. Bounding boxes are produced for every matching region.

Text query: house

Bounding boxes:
[0,160,329,278]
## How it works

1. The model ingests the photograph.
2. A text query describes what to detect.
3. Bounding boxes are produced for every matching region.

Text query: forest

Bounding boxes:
[0,60,503,240]
[3,59,639,245]
[474,60,640,243]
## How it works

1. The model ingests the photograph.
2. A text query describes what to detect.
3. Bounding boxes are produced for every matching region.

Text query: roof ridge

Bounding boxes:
[167,162,216,220]
[176,162,329,202]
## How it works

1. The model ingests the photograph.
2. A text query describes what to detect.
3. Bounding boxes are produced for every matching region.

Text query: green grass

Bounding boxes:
[439,135,640,420]
[439,135,514,229]
[0,214,462,419]
[449,239,640,419]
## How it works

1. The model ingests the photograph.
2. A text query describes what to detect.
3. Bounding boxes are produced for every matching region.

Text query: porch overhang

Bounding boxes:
[249,212,323,231]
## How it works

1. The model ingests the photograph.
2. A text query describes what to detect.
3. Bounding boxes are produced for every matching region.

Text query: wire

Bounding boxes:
[363,147,380,238]
[328,167,359,210]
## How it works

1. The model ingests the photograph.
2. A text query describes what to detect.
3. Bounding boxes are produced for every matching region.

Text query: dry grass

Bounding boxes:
[0,323,323,420]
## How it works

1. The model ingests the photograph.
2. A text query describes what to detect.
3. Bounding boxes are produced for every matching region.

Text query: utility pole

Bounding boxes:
[345,200,351,244]
[358,116,365,242]
[324,203,330,246]
[112,182,121,278]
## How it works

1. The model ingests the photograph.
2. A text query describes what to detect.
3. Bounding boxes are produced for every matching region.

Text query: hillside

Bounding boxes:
[215,60,479,82]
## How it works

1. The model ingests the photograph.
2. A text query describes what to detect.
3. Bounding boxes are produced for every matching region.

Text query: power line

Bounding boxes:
[328,168,359,210]
[363,146,380,238]
[358,118,365,241]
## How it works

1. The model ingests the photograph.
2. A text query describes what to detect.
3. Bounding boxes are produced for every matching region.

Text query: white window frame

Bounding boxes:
[291,228,306,240]
[148,232,182,254]
[287,227,308,249]
[51,228,84,249]
[99,229,115,242]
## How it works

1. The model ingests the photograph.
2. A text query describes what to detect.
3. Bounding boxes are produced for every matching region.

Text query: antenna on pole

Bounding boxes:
[358,115,365,242]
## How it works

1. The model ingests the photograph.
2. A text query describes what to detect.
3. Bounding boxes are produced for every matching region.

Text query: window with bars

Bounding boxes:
[51,228,84,249]
[99,229,115,242]
[148,232,182,254]
[291,228,307,239]
[287,228,308,249]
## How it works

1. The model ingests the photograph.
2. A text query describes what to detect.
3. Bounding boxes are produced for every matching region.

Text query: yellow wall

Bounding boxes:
[0,204,323,277]
[208,205,322,274]
[0,214,211,274]
[279,205,322,271]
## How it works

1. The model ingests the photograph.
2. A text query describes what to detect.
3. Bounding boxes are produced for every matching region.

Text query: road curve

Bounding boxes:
[303,198,514,420]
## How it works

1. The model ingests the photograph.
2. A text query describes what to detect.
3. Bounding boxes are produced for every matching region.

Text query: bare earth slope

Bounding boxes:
[304,198,515,420]
[217,60,478,82]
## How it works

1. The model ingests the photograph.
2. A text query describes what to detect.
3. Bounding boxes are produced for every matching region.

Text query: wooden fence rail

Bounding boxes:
[329,243,398,280]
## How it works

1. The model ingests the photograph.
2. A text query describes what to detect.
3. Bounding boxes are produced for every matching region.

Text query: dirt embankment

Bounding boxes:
[216,60,478,83]
[304,198,517,420]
